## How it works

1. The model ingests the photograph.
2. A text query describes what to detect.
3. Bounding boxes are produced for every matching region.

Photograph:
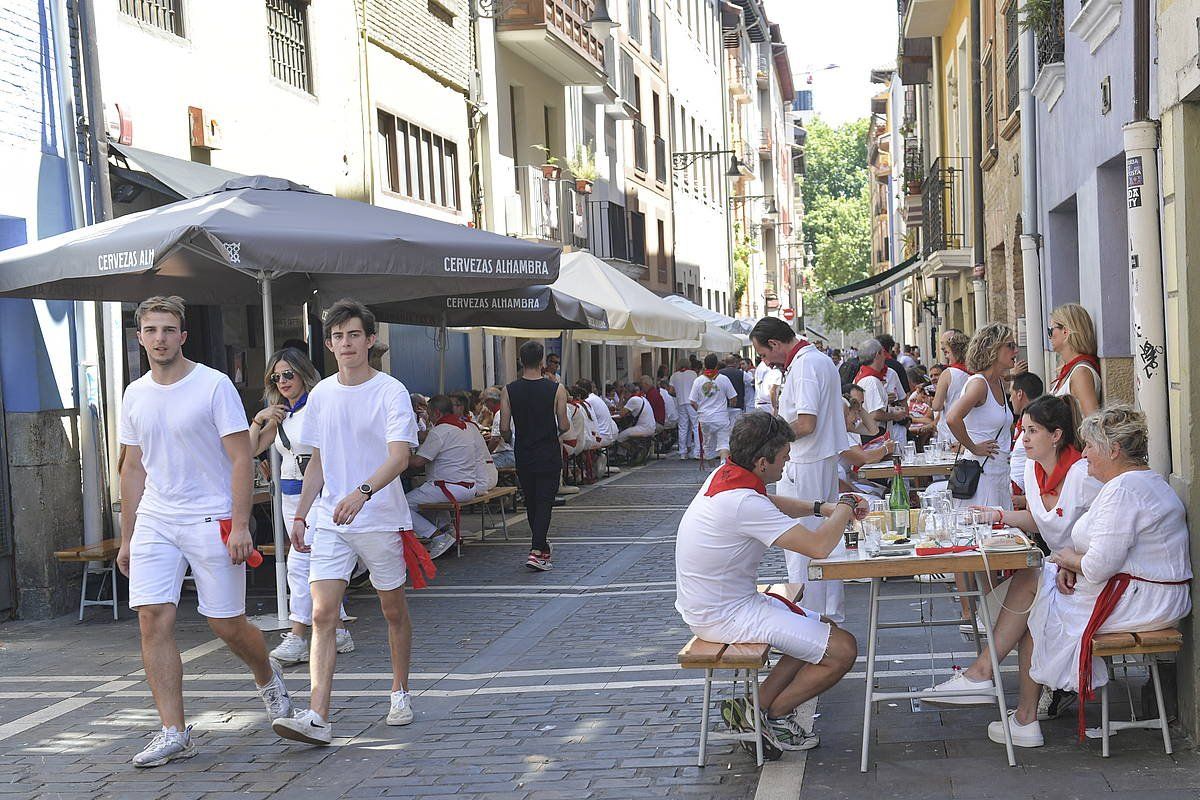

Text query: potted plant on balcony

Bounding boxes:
[567,143,598,194]
[531,145,563,180]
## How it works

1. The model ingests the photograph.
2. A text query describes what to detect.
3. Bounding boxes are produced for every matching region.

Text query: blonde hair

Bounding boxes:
[1051,303,1097,357]
[965,322,1015,374]
[945,331,970,363]
[1079,404,1150,465]
[135,295,186,329]
[263,347,322,407]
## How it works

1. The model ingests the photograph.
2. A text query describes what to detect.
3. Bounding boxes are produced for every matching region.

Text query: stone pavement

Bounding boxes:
[0,458,1196,799]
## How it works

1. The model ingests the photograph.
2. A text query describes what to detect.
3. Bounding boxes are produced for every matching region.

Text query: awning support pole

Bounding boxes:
[259,272,290,630]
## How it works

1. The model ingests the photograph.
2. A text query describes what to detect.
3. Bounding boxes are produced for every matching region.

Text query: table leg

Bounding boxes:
[975,571,1015,766]
[860,577,881,773]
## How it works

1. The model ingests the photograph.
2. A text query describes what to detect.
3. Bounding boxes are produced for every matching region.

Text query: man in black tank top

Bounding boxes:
[500,341,570,571]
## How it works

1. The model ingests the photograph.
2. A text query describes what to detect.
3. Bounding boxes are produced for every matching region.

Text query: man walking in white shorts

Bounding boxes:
[750,317,848,622]
[274,299,421,745]
[117,296,292,768]
[688,353,737,462]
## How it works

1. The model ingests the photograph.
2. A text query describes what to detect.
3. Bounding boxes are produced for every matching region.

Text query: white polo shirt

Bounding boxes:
[689,372,737,426]
[675,467,807,628]
[586,393,617,439]
[623,395,657,436]
[779,344,845,464]
[754,362,783,411]
[417,420,479,485]
[669,368,698,407]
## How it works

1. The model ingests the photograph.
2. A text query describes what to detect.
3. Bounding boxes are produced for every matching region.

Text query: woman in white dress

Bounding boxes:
[985,406,1190,748]
[932,330,972,446]
[946,323,1017,509]
[1047,303,1102,417]
[249,348,354,665]
[925,395,1101,713]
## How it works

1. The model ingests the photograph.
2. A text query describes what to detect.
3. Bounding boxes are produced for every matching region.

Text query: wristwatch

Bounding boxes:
[358,482,374,499]
[813,501,824,518]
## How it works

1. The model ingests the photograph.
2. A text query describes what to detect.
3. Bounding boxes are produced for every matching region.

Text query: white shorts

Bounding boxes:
[693,594,831,665]
[698,419,731,455]
[310,528,407,592]
[128,514,246,619]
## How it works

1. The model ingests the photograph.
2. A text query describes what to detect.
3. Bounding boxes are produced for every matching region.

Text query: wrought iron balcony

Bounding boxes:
[921,156,967,255]
[1036,0,1065,71]
[496,0,607,84]
[586,200,630,261]
[513,165,588,248]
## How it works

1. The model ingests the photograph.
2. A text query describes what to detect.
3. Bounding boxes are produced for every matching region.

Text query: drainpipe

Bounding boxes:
[1125,0,1170,474]
[969,0,987,329]
[1017,8,1046,380]
[358,0,376,205]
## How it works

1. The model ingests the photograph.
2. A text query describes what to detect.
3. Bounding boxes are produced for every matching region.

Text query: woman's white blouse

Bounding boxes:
[1072,469,1192,585]
[1023,457,1102,552]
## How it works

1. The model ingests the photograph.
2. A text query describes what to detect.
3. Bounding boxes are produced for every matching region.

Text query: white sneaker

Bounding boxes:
[427,530,457,559]
[132,725,196,767]
[335,628,356,654]
[387,690,414,726]
[270,632,309,665]
[273,708,332,745]
[257,662,293,720]
[922,670,996,705]
[988,710,1044,748]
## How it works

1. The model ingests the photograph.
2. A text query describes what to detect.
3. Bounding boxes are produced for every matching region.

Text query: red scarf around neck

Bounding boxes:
[435,414,466,430]
[948,362,969,372]
[781,339,811,369]
[702,368,720,379]
[704,460,767,496]
[1053,353,1101,392]
[855,363,889,383]
[1034,444,1082,497]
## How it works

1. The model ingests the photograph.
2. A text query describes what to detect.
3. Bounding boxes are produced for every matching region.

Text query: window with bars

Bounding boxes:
[1004,0,1019,117]
[377,110,461,211]
[120,0,184,36]
[983,52,995,152]
[266,0,312,93]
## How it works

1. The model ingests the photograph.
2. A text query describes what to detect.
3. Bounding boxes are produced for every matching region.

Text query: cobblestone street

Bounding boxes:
[2,459,1198,799]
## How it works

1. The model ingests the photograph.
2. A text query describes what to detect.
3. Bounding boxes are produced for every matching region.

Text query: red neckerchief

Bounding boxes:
[1053,353,1101,392]
[676,366,694,373]
[1034,445,1082,497]
[1012,417,1024,444]
[949,362,969,372]
[435,414,466,430]
[703,460,767,496]
[855,363,888,383]
[702,369,720,379]
[779,339,811,371]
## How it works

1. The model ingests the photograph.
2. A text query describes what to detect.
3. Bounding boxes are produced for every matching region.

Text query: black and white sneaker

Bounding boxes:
[1036,688,1077,721]
[273,708,332,746]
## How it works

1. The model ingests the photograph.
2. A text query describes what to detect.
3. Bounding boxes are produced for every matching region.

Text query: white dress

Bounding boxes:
[951,374,1013,509]
[1023,457,1102,552]
[1028,470,1192,691]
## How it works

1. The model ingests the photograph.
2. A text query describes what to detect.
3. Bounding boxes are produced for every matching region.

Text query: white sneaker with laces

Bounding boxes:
[988,710,1044,747]
[270,632,309,665]
[387,690,414,726]
[922,670,996,705]
[427,530,457,559]
[335,628,356,654]
[132,724,196,768]
[273,708,332,745]
[257,662,293,721]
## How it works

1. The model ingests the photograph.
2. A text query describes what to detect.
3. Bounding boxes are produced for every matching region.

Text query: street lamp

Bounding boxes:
[585,0,617,37]
[730,194,778,221]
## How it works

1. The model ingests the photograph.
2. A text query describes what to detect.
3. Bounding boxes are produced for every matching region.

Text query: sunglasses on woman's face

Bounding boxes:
[1046,323,1064,339]
[270,369,296,384]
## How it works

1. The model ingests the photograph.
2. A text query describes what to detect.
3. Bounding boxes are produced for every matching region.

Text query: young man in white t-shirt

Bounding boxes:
[669,359,700,459]
[675,411,864,756]
[750,316,849,622]
[688,353,738,461]
[275,299,420,745]
[754,358,783,413]
[403,394,481,559]
[117,296,292,768]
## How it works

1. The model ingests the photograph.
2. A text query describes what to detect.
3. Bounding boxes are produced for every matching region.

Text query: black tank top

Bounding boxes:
[506,377,562,470]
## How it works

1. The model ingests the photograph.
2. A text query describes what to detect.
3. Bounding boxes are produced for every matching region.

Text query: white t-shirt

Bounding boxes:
[417,421,479,485]
[1010,426,1028,492]
[754,362,783,411]
[675,469,808,628]
[780,344,845,463]
[623,395,658,436]
[743,370,756,410]
[586,393,617,439]
[466,420,498,492]
[860,374,906,442]
[688,373,737,425]
[669,368,698,406]
[274,402,313,482]
[898,353,916,370]
[661,389,679,424]
[299,371,419,533]
[119,363,249,520]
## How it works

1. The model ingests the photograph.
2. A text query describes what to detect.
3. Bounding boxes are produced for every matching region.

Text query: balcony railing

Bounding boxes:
[921,156,967,255]
[633,120,648,173]
[756,53,769,85]
[904,137,923,194]
[586,200,629,261]
[496,0,606,78]
[654,135,667,183]
[628,209,647,266]
[1036,0,1065,71]
[649,11,662,63]
[514,165,587,248]
[759,130,773,153]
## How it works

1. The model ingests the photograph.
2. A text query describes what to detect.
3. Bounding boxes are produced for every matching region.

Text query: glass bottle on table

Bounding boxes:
[888,455,909,537]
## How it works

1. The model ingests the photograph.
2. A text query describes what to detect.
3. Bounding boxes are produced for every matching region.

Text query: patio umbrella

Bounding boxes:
[662,294,746,334]
[0,175,560,628]
[371,285,608,332]
[634,321,747,352]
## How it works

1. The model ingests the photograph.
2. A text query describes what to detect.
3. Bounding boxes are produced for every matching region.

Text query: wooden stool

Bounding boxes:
[53,538,121,621]
[1092,627,1182,757]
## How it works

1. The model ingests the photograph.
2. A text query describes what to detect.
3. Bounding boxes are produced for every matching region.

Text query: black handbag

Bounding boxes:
[948,428,1003,500]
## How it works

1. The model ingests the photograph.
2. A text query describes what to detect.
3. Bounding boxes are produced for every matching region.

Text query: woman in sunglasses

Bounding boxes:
[1047,303,1102,418]
[249,347,354,665]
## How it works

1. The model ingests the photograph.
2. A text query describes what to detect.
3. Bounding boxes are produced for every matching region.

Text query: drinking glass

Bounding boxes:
[903,443,917,464]
[862,519,884,556]
[891,509,910,539]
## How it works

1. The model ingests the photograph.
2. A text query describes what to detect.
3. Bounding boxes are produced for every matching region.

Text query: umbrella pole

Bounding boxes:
[258,273,290,631]
[438,311,447,394]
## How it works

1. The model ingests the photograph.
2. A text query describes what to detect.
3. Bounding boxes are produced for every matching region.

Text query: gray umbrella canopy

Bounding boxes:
[371,286,609,331]
[0,176,560,305]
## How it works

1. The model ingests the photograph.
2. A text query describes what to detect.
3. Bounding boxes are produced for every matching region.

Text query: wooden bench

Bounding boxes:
[54,538,122,621]
[419,486,520,556]
[677,582,805,767]
[1091,627,1183,757]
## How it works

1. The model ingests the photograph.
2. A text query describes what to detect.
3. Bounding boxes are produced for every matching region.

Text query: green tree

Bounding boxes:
[800,116,873,333]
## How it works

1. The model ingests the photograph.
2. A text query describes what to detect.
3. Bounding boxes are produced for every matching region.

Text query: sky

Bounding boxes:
[767,1,899,126]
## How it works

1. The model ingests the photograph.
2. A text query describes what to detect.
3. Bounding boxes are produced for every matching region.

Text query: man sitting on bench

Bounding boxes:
[675,411,863,753]
[405,394,478,559]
